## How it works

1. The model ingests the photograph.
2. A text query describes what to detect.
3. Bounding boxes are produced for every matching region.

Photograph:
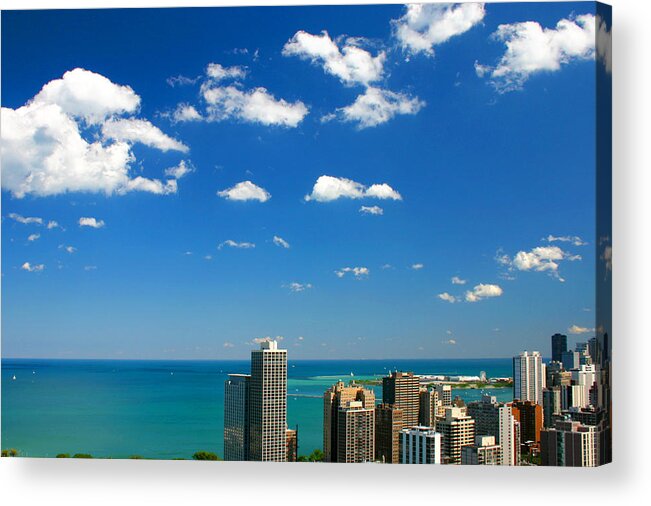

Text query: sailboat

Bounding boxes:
[12,375,17,381]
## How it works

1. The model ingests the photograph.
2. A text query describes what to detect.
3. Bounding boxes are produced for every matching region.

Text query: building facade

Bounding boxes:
[436,407,475,465]
[249,340,288,462]
[513,351,544,405]
[382,371,420,427]
[337,401,375,463]
[400,426,441,464]
[224,373,250,461]
[461,435,501,465]
[540,419,599,467]
[551,333,568,363]
[375,403,403,464]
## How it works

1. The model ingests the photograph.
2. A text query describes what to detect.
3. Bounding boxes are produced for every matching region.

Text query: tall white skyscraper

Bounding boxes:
[249,339,287,462]
[498,405,520,466]
[513,351,544,405]
[400,426,441,464]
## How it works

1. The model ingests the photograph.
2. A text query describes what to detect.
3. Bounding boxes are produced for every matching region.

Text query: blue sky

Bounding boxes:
[1,3,610,359]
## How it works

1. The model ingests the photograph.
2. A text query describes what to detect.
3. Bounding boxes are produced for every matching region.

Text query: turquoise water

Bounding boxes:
[1,358,513,459]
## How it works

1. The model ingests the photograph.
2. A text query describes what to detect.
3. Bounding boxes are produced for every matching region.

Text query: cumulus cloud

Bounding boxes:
[206,63,247,82]
[164,160,195,180]
[451,276,466,285]
[465,283,503,302]
[79,217,105,228]
[333,87,425,128]
[282,30,386,86]
[28,233,40,242]
[285,282,313,292]
[359,205,383,215]
[544,234,588,246]
[218,239,255,249]
[59,244,77,254]
[438,292,458,303]
[499,244,581,281]
[411,263,424,270]
[392,3,486,57]
[101,118,188,152]
[335,266,369,279]
[201,84,309,127]
[21,262,45,272]
[305,175,401,202]
[7,213,43,225]
[568,324,594,335]
[1,68,188,198]
[217,180,271,202]
[476,14,597,92]
[442,339,457,345]
[273,235,290,249]
[172,103,203,122]
[47,220,61,230]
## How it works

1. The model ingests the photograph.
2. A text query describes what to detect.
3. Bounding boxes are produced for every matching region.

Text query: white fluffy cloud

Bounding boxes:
[164,160,195,180]
[568,324,595,335]
[172,63,308,127]
[79,217,105,229]
[477,14,597,92]
[499,244,581,281]
[1,68,187,198]
[59,244,77,254]
[335,266,369,279]
[21,262,45,273]
[596,15,612,73]
[411,263,424,270]
[8,213,43,225]
[201,85,309,127]
[101,118,188,152]
[359,205,383,215]
[28,233,40,242]
[218,240,255,249]
[438,292,458,303]
[47,220,61,230]
[392,3,486,56]
[333,87,425,129]
[282,31,386,86]
[305,175,401,202]
[273,235,290,249]
[217,181,271,202]
[451,276,466,285]
[465,283,503,302]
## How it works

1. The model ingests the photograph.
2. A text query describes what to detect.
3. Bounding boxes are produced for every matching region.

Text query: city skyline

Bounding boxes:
[1,3,610,361]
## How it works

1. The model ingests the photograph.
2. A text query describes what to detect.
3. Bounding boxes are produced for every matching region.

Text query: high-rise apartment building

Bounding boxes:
[571,364,600,409]
[224,373,250,461]
[540,419,600,467]
[419,387,439,427]
[436,407,475,465]
[323,381,375,462]
[513,351,544,405]
[543,387,562,428]
[249,340,287,462]
[461,435,501,465]
[551,333,567,363]
[337,401,375,463]
[561,351,580,371]
[400,426,441,464]
[467,395,519,465]
[511,400,543,451]
[382,371,420,427]
[435,384,452,413]
[375,403,403,464]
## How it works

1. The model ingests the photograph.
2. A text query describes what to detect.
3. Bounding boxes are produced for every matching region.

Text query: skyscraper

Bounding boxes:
[337,401,375,463]
[436,407,475,465]
[249,339,287,462]
[323,381,375,462]
[513,351,544,405]
[543,387,562,428]
[375,403,403,464]
[418,387,439,427]
[467,394,520,466]
[511,400,542,454]
[382,371,420,427]
[551,333,567,363]
[400,426,441,464]
[224,373,250,461]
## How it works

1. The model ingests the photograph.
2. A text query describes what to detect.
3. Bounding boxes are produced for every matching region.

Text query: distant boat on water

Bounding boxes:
[12,375,17,380]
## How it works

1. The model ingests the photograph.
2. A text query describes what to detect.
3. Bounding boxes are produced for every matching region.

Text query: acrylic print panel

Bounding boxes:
[1,2,612,466]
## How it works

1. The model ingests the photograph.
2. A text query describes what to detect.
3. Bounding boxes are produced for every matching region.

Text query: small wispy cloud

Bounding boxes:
[218,240,255,250]
[359,205,384,215]
[273,235,290,249]
[438,292,458,303]
[59,244,77,254]
[465,283,503,302]
[568,324,595,335]
[285,282,313,292]
[8,213,43,225]
[335,266,369,279]
[451,276,466,285]
[28,233,40,242]
[21,262,45,272]
[411,263,424,270]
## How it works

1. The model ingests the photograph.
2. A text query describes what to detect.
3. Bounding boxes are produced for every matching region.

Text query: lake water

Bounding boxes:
[1,358,513,459]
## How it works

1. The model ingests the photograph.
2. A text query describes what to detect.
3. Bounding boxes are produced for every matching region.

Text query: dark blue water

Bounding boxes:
[1,358,513,459]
